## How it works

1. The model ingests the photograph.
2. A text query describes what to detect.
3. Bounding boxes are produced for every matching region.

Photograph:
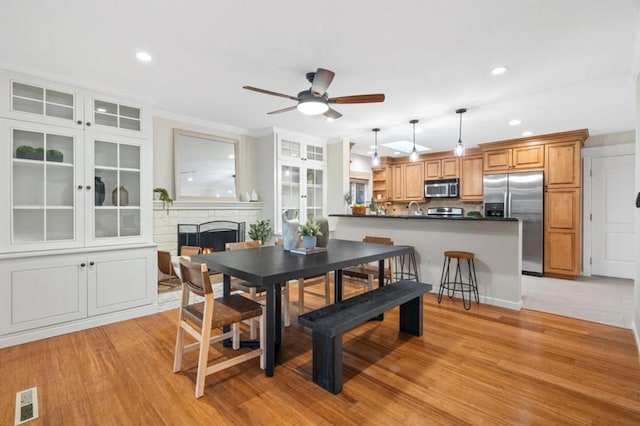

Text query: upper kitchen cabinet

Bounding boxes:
[258,129,327,233]
[459,154,483,201]
[425,157,459,179]
[372,164,389,201]
[545,141,581,188]
[0,70,150,138]
[483,145,544,173]
[391,162,424,201]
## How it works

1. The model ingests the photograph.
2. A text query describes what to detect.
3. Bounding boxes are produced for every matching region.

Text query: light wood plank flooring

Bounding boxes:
[1,283,639,425]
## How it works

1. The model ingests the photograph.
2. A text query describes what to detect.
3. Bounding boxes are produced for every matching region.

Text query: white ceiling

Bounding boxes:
[1,1,638,157]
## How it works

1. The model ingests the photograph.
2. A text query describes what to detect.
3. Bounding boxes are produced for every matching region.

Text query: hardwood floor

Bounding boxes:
[1,286,640,425]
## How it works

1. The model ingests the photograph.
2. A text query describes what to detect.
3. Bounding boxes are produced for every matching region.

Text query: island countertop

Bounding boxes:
[329,214,517,222]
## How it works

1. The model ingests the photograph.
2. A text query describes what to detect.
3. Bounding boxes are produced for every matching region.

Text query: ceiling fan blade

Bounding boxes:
[243,86,299,101]
[267,105,298,115]
[324,108,342,120]
[310,68,335,96]
[328,94,385,104]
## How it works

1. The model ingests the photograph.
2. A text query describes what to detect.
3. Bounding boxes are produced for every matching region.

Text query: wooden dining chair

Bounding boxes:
[157,250,180,287]
[173,259,264,398]
[180,245,201,257]
[342,236,394,296]
[225,241,291,336]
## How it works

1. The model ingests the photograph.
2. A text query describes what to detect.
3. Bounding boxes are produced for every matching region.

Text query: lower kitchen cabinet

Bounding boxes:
[544,188,580,277]
[0,245,157,346]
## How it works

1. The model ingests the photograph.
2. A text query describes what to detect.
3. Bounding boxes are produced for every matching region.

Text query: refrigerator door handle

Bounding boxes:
[507,191,512,217]
[503,192,508,217]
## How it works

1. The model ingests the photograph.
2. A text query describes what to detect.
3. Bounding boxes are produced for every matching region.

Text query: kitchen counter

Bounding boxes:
[330,214,522,310]
[330,214,517,221]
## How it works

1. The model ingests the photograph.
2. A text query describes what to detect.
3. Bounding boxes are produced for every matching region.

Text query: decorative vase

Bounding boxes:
[94,177,105,206]
[302,235,316,249]
[112,185,129,206]
[250,189,258,201]
[282,209,299,251]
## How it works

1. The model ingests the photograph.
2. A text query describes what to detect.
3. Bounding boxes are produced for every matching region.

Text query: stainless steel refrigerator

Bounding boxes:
[483,171,544,276]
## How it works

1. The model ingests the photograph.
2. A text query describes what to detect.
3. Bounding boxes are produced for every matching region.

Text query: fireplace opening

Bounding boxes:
[177,220,245,254]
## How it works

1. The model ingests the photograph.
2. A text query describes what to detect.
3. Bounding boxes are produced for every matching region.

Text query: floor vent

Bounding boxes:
[15,387,38,425]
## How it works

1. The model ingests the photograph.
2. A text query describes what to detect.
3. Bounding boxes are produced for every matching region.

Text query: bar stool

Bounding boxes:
[437,251,479,310]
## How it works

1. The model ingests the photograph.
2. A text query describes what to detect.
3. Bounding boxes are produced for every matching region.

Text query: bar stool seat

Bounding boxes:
[438,250,479,310]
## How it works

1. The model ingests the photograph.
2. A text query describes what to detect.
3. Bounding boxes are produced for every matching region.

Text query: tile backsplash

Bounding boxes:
[384,198,483,216]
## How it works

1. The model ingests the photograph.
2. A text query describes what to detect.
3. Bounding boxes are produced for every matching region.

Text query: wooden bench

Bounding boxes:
[298,280,433,394]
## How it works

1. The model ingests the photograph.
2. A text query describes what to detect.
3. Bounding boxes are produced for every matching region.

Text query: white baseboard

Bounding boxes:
[0,304,158,349]
[633,320,640,362]
[430,286,522,311]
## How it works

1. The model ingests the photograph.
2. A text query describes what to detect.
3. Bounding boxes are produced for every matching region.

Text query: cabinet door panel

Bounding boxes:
[441,158,459,178]
[545,141,581,187]
[546,189,579,230]
[425,160,440,179]
[0,255,87,334]
[391,165,404,201]
[545,188,580,277]
[404,162,424,200]
[88,251,152,315]
[460,156,483,200]
[484,149,511,172]
[85,93,148,138]
[513,145,544,169]
[545,232,577,274]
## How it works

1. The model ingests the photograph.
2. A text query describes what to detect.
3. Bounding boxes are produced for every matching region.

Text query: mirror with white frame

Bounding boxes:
[174,129,238,200]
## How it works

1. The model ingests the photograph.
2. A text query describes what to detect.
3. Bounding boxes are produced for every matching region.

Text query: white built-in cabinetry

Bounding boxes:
[258,129,326,233]
[0,70,156,348]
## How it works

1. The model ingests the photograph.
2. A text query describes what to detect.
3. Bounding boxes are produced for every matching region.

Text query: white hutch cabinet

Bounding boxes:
[0,70,156,348]
[258,128,327,233]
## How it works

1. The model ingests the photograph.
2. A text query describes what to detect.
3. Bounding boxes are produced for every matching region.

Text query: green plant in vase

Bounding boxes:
[248,219,273,245]
[153,187,173,213]
[298,219,322,249]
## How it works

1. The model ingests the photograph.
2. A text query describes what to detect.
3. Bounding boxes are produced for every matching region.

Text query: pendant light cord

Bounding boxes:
[458,111,463,143]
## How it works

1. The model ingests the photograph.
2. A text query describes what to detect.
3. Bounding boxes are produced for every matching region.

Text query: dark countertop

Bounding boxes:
[329,214,517,222]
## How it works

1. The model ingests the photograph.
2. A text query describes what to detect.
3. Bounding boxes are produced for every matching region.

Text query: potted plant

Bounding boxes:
[16,145,43,160]
[248,219,273,245]
[298,219,322,249]
[46,149,64,162]
[343,191,353,214]
[153,187,173,213]
[352,203,366,215]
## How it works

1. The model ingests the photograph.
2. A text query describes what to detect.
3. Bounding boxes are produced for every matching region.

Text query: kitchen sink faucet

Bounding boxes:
[408,201,423,215]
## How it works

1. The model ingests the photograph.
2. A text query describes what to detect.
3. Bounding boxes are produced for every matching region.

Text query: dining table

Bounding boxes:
[192,238,414,377]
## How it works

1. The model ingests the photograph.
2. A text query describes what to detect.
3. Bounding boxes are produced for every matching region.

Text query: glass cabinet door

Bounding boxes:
[91,137,141,241]
[280,164,301,217]
[85,94,146,138]
[6,120,83,249]
[305,167,324,220]
[279,138,302,161]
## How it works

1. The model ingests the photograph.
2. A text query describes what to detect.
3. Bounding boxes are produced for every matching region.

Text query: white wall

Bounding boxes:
[634,70,640,351]
[350,153,373,174]
[327,139,350,219]
[585,130,635,148]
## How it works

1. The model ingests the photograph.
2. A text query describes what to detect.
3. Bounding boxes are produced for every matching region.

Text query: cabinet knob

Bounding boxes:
[80,263,86,267]
[89,261,95,266]
[86,185,92,190]
[77,120,83,125]
[86,122,92,127]
[77,185,83,190]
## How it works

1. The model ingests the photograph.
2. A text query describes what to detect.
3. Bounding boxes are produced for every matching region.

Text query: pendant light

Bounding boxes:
[409,119,419,162]
[454,108,467,157]
[371,128,380,167]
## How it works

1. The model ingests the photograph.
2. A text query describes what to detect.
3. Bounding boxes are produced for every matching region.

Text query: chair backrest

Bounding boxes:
[225,240,262,251]
[158,250,175,275]
[179,258,212,297]
[274,238,283,246]
[363,236,393,245]
[181,246,201,256]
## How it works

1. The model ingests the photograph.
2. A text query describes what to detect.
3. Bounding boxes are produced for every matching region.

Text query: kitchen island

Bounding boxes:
[330,214,522,310]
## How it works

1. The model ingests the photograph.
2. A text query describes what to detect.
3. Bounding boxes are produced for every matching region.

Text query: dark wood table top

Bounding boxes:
[191,239,413,285]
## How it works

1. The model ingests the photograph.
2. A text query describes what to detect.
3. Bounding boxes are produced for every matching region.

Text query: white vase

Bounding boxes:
[282,209,299,251]
[302,235,316,249]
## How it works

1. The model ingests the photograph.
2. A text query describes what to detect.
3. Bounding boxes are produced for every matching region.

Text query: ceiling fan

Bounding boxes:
[243,67,385,120]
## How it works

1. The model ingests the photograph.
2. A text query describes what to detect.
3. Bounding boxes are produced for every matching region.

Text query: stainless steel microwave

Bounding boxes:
[424,178,459,198]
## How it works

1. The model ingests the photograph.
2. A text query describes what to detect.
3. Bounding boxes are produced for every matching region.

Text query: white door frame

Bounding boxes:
[582,143,636,276]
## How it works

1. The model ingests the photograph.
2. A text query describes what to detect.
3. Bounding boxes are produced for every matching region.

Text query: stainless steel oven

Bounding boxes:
[424,178,459,198]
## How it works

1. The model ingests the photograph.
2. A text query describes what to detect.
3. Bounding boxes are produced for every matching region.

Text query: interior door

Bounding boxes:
[591,155,635,279]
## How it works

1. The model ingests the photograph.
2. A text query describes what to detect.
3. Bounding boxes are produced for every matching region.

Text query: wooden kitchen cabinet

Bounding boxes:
[390,162,424,201]
[545,141,581,188]
[372,165,389,201]
[459,155,483,201]
[544,188,580,276]
[483,145,544,173]
[425,157,459,179]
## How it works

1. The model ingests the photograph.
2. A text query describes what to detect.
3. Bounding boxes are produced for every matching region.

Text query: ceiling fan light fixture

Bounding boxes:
[454,108,467,157]
[297,99,328,115]
[409,119,419,162]
[371,128,380,167]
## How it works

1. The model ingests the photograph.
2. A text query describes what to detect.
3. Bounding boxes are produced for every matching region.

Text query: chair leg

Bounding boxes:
[283,282,291,327]
[324,273,331,305]
[173,324,185,373]
[259,306,266,370]
[232,322,240,350]
[249,287,257,340]
[298,278,305,314]
[194,298,213,399]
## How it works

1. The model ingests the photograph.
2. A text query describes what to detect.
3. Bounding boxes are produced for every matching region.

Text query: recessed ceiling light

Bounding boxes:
[366,151,373,155]
[508,119,522,126]
[369,145,377,149]
[491,66,508,75]
[187,177,193,182]
[325,117,335,122]
[228,154,235,159]
[521,131,533,137]
[415,127,423,134]
[393,151,401,155]
[136,51,152,62]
